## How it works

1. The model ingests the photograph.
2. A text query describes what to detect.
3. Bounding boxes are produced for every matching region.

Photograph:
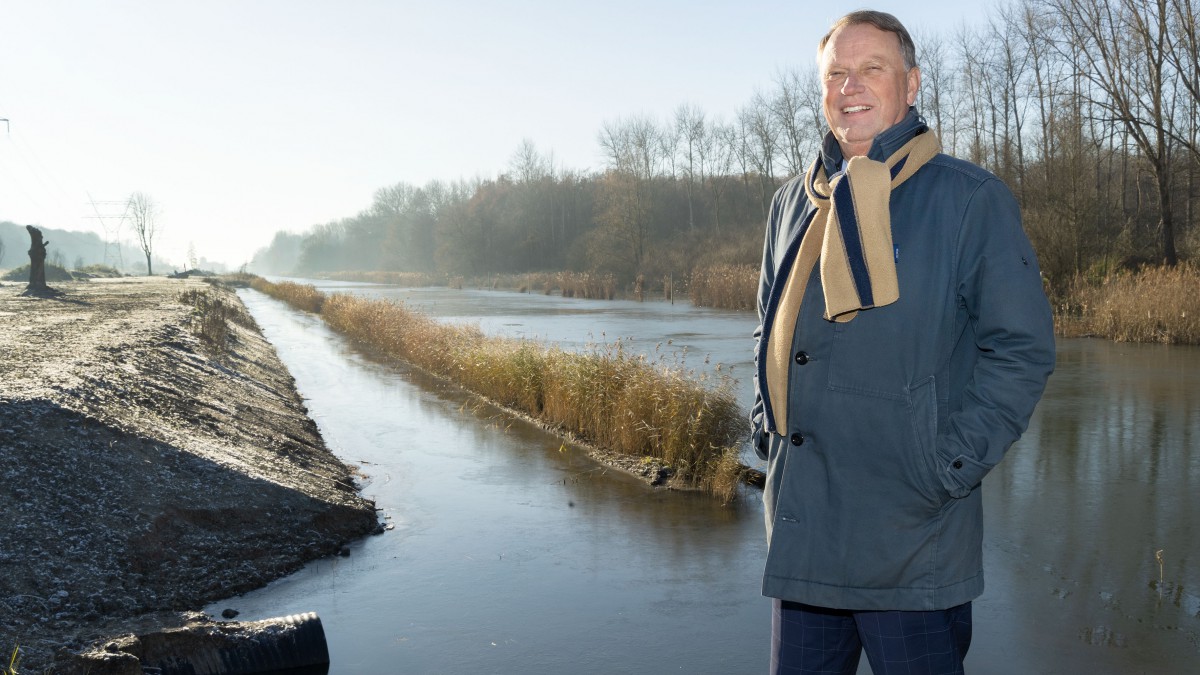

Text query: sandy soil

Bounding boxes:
[0,277,379,673]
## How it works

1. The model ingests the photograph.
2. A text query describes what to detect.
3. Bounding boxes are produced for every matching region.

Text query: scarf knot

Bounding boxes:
[765,130,941,431]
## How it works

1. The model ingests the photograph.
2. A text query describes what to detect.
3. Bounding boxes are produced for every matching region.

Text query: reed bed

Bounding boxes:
[1053,264,1200,344]
[551,271,618,299]
[467,271,620,299]
[249,276,747,500]
[250,277,326,314]
[326,270,448,287]
[688,264,759,311]
[468,272,556,294]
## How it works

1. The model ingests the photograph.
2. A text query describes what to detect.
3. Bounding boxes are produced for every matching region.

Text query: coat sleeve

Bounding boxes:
[937,178,1056,498]
[750,190,784,461]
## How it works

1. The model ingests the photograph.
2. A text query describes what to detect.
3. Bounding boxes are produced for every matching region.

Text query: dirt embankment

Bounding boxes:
[0,277,379,673]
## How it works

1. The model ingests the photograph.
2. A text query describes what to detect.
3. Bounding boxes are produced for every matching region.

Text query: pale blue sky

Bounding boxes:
[0,1,995,267]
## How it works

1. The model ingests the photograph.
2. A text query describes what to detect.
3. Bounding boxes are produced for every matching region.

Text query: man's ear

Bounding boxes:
[907,67,921,106]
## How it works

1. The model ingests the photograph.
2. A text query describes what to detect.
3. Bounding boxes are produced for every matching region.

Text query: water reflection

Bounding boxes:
[982,339,1200,671]
[215,284,1200,673]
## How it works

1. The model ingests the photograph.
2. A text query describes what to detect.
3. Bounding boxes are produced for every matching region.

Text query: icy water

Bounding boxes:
[207,283,1200,674]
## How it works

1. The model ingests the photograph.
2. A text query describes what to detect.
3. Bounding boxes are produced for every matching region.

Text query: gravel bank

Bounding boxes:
[0,277,378,672]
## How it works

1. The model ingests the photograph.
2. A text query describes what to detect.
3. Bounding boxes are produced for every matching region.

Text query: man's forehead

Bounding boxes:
[818,24,904,66]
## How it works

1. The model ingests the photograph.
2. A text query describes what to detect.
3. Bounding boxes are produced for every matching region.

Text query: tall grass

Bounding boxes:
[689,264,758,311]
[550,271,618,299]
[250,277,747,501]
[250,277,325,313]
[1053,264,1200,344]
[326,270,448,286]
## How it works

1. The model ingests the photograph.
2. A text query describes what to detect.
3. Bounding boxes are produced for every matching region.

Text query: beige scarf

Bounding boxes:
[766,131,941,431]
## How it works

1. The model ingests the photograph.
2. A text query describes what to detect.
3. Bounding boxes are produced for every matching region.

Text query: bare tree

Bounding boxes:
[509,138,550,184]
[596,115,664,275]
[915,29,959,151]
[704,121,737,233]
[769,67,816,177]
[1048,0,1181,265]
[675,103,706,232]
[127,192,161,275]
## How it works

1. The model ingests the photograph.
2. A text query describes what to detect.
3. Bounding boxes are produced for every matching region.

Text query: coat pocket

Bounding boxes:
[906,375,948,505]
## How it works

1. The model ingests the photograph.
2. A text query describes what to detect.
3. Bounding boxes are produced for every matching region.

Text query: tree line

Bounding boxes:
[251,0,1199,294]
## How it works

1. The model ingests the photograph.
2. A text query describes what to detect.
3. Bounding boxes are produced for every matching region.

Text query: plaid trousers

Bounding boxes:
[770,599,973,675]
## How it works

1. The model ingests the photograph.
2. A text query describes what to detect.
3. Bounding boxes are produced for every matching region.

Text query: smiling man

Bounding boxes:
[750,10,1056,675]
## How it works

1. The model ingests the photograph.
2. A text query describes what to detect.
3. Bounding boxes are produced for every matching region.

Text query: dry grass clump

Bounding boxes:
[248,276,746,500]
[178,288,255,352]
[251,277,326,314]
[1053,264,1200,344]
[689,264,758,311]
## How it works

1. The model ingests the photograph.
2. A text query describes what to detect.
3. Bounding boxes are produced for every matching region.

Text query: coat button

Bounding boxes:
[790,433,804,446]
[952,459,963,469]
[794,351,809,365]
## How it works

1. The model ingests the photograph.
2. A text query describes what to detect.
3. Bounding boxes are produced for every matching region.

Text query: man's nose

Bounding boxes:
[840,73,865,94]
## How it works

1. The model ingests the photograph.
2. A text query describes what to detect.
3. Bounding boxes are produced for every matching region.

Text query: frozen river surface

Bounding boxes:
[208,282,1200,674]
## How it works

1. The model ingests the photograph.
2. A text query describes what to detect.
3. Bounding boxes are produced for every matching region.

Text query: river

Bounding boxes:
[207,282,1200,674]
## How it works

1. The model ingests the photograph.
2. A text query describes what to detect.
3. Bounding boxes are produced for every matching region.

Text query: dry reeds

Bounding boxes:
[688,264,758,311]
[250,276,747,500]
[555,271,617,300]
[251,277,326,314]
[1053,264,1200,344]
[327,270,448,287]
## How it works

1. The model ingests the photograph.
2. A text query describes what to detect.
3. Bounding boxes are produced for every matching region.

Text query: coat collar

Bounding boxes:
[819,108,930,176]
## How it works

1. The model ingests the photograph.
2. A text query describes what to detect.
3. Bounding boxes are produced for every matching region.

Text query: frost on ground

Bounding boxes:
[0,277,378,673]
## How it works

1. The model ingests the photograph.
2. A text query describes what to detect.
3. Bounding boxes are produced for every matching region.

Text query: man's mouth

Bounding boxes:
[842,105,872,114]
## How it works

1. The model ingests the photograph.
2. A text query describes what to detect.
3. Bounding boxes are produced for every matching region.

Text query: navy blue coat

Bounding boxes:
[751,111,1056,611]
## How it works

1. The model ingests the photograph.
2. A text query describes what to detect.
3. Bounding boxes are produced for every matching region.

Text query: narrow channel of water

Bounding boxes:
[208,284,1200,673]
[209,289,769,674]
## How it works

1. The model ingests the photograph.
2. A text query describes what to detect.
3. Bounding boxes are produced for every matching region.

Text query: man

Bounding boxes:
[750,10,1055,674]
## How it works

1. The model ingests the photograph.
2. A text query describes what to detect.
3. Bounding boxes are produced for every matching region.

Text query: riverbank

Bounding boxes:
[0,277,378,673]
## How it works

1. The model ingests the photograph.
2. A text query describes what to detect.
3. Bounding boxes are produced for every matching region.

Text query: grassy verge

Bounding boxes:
[1052,264,1200,344]
[247,276,749,502]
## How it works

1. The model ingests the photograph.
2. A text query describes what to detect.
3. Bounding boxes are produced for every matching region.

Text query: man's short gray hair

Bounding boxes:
[818,10,918,71]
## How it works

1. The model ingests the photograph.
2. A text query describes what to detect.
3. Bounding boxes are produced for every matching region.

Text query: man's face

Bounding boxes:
[819,23,920,158]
